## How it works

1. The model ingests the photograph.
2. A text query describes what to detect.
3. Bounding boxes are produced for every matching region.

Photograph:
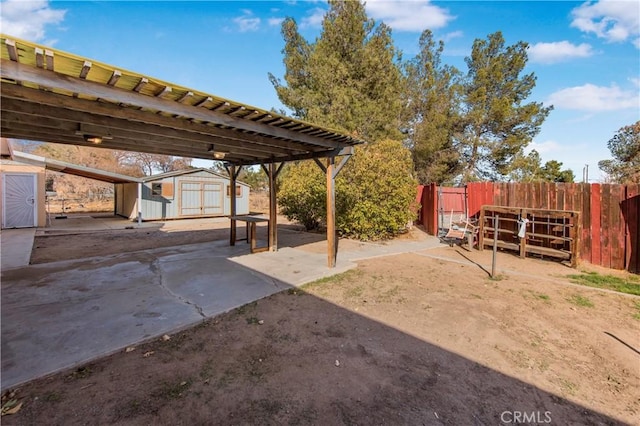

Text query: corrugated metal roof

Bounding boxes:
[11,151,141,184]
[141,168,249,186]
[0,35,363,166]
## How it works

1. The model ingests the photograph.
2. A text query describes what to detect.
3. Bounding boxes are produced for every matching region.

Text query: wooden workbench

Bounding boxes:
[230,215,270,253]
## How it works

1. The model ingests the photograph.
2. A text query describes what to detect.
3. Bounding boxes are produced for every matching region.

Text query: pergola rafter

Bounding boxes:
[0,35,363,267]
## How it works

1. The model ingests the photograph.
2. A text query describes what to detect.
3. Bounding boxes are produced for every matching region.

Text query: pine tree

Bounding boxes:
[269,0,404,142]
[404,30,462,185]
[458,32,552,181]
[598,121,640,184]
[270,0,416,239]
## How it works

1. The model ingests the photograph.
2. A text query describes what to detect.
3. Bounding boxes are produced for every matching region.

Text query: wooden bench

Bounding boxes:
[230,215,270,253]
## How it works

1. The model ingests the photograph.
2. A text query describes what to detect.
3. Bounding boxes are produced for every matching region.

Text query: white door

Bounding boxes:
[3,173,37,228]
[179,181,223,216]
[202,182,223,215]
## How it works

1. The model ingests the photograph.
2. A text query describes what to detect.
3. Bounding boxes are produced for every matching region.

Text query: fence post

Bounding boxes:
[492,215,499,278]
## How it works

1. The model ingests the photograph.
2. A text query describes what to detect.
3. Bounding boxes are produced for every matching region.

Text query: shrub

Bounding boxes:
[278,139,418,240]
[337,139,418,240]
[278,161,325,230]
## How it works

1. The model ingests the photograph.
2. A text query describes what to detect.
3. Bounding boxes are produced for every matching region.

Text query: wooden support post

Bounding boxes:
[478,207,485,251]
[137,182,142,226]
[268,162,277,252]
[519,209,526,259]
[229,164,237,246]
[571,212,580,268]
[492,215,499,278]
[327,156,336,268]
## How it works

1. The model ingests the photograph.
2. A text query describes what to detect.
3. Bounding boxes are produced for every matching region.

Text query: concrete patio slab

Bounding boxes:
[1,223,442,391]
[1,228,36,269]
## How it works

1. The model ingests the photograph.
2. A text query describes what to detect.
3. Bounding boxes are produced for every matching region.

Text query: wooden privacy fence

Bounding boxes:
[417,182,639,273]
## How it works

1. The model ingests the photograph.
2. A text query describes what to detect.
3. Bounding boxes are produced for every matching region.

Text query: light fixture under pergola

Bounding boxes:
[207,144,227,160]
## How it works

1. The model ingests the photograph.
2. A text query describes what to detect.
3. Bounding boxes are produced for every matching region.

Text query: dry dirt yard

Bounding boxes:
[3,230,640,425]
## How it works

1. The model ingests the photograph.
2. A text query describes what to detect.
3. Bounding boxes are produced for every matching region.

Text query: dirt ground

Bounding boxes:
[4,227,640,425]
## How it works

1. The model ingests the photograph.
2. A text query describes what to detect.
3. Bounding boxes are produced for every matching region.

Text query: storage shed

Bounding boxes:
[115,168,250,221]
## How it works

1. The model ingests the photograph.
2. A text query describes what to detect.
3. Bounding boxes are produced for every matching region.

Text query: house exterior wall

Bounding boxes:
[0,160,47,228]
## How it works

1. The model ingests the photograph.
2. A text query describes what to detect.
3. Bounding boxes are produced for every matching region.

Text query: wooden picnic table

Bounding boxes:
[230,215,270,253]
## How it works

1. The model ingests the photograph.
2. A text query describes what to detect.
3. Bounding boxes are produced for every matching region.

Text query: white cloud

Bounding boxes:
[301,7,326,29]
[233,10,261,32]
[442,30,463,43]
[525,140,564,155]
[268,17,285,27]
[571,0,640,47]
[0,0,65,42]
[365,0,454,31]
[630,77,640,88]
[547,83,639,111]
[528,41,594,64]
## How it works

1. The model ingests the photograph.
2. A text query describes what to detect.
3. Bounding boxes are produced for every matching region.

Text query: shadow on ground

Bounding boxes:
[2,283,618,425]
[30,221,324,264]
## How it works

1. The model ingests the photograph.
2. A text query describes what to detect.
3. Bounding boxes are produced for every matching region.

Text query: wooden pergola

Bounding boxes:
[0,35,363,267]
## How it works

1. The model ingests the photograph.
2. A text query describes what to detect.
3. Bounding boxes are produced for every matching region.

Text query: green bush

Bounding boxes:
[278,139,418,240]
[278,161,326,231]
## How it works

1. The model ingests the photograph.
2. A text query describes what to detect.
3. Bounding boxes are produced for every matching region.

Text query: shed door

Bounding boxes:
[202,183,223,215]
[3,173,37,228]
[179,181,223,216]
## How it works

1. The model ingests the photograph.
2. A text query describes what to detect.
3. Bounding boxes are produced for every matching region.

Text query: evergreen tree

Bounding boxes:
[458,32,552,181]
[270,0,416,239]
[404,30,462,185]
[508,150,574,182]
[540,160,574,183]
[598,121,640,184]
[269,0,404,142]
[508,149,543,182]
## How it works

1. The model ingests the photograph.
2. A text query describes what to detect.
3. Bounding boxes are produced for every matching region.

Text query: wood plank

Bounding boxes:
[571,211,580,268]
[566,183,575,211]
[468,183,478,216]
[610,184,626,269]
[590,184,602,267]
[1,113,295,157]
[625,184,640,273]
[549,183,557,214]
[1,59,346,149]
[466,183,474,218]
[481,238,571,260]
[0,92,318,154]
[601,184,612,269]
[556,183,565,211]
[478,205,485,251]
[45,50,54,71]
[415,185,424,225]
[581,183,592,264]
[493,183,502,206]
[540,182,548,209]
[534,182,542,209]
[5,39,18,62]
[571,183,582,264]
[513,182,521,207]
[79,61,92,79]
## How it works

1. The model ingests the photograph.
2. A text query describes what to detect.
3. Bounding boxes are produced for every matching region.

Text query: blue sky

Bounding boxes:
[1,0,639,181]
